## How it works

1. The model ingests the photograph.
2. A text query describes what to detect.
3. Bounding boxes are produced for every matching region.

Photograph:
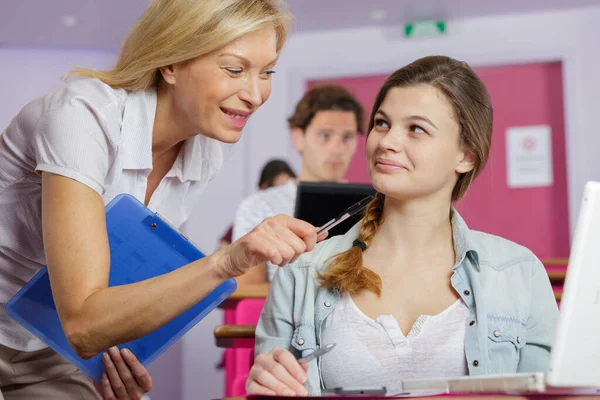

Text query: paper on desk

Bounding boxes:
[386,388,447,397]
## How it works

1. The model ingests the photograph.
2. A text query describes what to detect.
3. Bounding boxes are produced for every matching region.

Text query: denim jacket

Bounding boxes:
[254,210,559,396]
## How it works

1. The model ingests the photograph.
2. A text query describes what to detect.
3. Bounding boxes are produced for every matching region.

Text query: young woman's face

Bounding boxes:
[366,84,474,201]
[163,26,278,143]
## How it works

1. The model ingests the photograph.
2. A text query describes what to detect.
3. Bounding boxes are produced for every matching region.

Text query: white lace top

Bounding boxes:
[321,292,470,394]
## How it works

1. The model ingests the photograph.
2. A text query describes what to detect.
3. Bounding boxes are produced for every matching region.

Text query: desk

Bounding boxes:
[220,283,270,309]
[215,325,256,348]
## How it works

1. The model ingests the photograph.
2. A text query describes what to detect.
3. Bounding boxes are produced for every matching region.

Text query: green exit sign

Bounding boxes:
[404,20,447,38]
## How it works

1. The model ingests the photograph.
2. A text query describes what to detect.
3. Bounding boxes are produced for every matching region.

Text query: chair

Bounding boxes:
[218,284,269,397]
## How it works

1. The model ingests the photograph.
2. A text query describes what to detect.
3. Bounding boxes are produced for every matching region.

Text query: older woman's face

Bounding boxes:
[164,26,278,143]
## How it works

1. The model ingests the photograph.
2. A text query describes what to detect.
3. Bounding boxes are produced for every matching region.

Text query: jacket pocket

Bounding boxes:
[487,314,526,373]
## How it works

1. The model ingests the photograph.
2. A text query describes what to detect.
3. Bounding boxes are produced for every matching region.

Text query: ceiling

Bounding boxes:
[1,0,599,50]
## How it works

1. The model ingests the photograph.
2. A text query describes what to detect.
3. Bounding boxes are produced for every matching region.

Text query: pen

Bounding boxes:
[297,342,336,365]
[317,195,373,236]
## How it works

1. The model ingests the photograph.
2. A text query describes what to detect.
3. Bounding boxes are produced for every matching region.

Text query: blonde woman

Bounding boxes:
[0,1,324,399]
[248,56,559,396]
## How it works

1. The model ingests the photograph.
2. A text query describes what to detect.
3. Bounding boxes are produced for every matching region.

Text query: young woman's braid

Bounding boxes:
[319,193,385,296]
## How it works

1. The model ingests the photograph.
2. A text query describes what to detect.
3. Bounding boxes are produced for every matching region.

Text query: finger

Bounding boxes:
[260,227,297,266]
[122,348,152,392]
[300,226,319,253]
[242,229,282,265]
[267,219,307,255]
[249,364,298,396]
[246,232,284,266]
[272,348,308,386]
[103,349,128,398]
[275,215,317,239]
[266,358,309,395]
[316,229,329,242]
[102,372,117,400]
[109,346,141,398]
[246,380,277,396]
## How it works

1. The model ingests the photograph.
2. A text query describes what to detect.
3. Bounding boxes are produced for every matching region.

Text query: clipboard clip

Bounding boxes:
[151,212,192,242]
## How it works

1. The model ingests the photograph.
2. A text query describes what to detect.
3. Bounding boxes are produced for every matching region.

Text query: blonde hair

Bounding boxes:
[67,0,292,90]
[320,56,493,297]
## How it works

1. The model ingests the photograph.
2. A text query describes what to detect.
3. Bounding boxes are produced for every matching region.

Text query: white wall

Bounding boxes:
[0,47,116,130]
[247,5,600,237]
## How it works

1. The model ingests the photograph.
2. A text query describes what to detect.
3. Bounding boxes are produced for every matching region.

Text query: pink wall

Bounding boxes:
[309,62,570,259]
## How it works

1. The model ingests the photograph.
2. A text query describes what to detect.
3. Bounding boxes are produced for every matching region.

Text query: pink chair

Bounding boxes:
[223,299,265,397]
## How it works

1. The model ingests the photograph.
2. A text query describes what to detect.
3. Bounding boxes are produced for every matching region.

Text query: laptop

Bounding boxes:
[294,182,375,238]
[402,181,600,395]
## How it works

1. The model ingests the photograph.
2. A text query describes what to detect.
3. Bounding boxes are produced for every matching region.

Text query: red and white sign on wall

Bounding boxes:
[506,125,554,188]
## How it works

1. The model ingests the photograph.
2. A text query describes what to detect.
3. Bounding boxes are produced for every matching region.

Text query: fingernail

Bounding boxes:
[121,348,130,357]
[296,373,307,383]
[298,387,308,396]
[284,390,295,396]
[103,373,108,381]
[102,352,110,362]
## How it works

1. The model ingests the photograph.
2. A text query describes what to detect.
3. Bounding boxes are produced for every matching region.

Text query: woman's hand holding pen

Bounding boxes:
[246,344,335,396]
[214,215,327,279]
[247,348,309,396]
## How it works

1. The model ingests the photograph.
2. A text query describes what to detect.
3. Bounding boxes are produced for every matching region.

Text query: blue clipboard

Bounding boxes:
[6,193,237,384]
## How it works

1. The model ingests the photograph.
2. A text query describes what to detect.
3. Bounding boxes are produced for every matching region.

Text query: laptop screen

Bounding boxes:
[294,182,376,238]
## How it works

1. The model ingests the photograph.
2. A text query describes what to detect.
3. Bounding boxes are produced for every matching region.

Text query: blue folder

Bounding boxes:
[6,193,237,384]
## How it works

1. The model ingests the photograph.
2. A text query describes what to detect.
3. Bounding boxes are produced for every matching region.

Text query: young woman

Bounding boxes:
[0,1,325,399]
[247,56,559,397]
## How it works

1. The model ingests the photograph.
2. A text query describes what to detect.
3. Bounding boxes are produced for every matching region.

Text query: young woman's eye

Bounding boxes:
[374,118,389,129]
[262,70,276,77]
[319,133,330,141]
[410,125,426,134]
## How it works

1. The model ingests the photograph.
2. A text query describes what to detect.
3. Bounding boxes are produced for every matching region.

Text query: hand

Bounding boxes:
[95,347,152,400]
[215,215,327,278]
[246,348,309,396]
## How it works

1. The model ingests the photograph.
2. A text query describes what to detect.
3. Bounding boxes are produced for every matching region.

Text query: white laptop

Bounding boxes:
[402,181,600,395]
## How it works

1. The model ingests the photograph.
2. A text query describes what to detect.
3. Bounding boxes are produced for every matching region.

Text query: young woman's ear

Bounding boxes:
[456,150,475,174]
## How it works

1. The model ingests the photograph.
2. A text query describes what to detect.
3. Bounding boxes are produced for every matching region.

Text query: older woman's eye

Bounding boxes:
[225,67,243,75]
